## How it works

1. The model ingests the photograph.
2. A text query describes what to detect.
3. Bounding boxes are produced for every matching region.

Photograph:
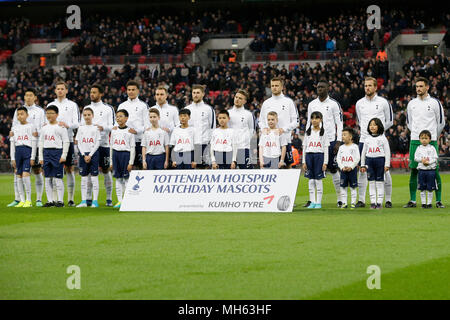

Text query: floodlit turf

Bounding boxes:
[0,173,449,300]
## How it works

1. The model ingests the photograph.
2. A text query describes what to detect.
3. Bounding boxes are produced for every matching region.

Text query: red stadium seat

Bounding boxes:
[138,56,146,63]
[269,53,277,61]
[0,80,7,88]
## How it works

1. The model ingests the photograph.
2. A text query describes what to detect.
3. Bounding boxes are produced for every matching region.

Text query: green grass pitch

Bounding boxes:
[0,173,449,300]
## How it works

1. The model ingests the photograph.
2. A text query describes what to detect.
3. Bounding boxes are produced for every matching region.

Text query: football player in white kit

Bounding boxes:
[355,77,393,208]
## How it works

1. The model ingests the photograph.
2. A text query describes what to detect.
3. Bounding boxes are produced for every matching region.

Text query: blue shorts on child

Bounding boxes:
[112,150,131,179]
[366,157,385,181]
[305,153,325,179]
[43,148,64,178]
[78,151,99,176]
[15,145,32,175]
[263,156,279,169]
[418,169,436,191]
[145,153,165,170]
[340,167,358,188]
[214,151,233,169]
[174,151,194,169]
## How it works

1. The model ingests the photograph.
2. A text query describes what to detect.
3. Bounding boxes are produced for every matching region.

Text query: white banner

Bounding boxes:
[120,169,301,212]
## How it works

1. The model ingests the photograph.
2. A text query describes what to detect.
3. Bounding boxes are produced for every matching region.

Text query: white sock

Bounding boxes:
[350,187,357,205]
[52,186,58,203]
[86,175,92,201]
[23,176,32,202]
[34,172,44,202]
[420,191,426,205]
[92,175,99,201]
[340,187,348,205]
[331,172,341,202]
[81,176,88,201]
[55,178,64,202]
[369,181,376,204]
[67,171,75,202]
[316,179,323,204]
[358,171,367,203]
[13,174,19,201]
[104,172,113,201]
[427,191,433,205]
[376,181,385,205]
[384,171,392,202]
[45,177,54,203]
[17,177,25,202]
[308,179,316,203]
[116,178,123,202]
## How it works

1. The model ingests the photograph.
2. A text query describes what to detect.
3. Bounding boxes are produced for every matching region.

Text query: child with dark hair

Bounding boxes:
[360,118,391,209]
[414,130,438,208]
[337,127,360,209]
[302,111,329,209]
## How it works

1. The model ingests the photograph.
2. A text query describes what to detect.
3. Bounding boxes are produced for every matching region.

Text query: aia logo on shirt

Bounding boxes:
[45,135,55,141]
[177,138,190,144]
[342,156,354,162]
[368,147,381,153]
[82,137,94,144]
[17,135,29,141]
[308,141,322,148]
[114,139,126,145]
[266,141,278,147]
[215,138,228,145]
[148,140,161,146]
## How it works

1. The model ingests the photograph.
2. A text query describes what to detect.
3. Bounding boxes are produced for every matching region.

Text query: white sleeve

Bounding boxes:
[209,106,216,131]
[302,135,308,163]
[31,139,37,160]
[350,146,360,169]
[173,108,180,129]
[323,142,329,165]
[336,148,343,169]
[282,100,299,133]
[70,104,80,130]
[361,143,368,167]
[103,106,114,133]
[435,99,445,136]
[62,142,70,159]
[10,140,15,161]
[305,104,312,135]
[39,134,44,162]
[406,102,412,132]
[140,107,150,134]
[383,136,391,167]
[129,148,135,165]
[260,102,268,130]
[89,130,101,157]
[333,102,344,141]
[110,146,113,166]
[169,130,176,146]
[429,147,438,165]
[355,101,361,127]
[384,101,393,131]
[414,147,422,163]
[12,110,19,128]
[247,112,255,138]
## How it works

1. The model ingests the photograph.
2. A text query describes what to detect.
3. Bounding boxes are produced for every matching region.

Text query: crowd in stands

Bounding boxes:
[1,8,448,56]
[0,51,448,161]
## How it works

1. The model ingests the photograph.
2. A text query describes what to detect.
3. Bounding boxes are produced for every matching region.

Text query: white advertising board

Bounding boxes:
[120,169,301,212]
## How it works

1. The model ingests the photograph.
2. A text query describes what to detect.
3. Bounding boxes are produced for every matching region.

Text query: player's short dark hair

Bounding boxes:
[367,117,384,136]
[46,104,59,114]
[149,108,160,116]
[126,80,140,90]
[419,130,431,139]
[416,77,429,86]
[83,107,94,115]
[24,88,37,96]
[117,109,129,117]
[218,109,229,117]
[91,83,104,94]
[343,127,355,141]
[17,106,28,114]
[179,108,191,116]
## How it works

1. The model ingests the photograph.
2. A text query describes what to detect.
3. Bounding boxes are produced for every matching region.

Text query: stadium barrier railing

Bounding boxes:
[66,54,191,65]
[243,49,378,62]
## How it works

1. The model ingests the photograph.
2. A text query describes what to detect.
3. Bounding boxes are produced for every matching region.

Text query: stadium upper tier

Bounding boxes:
[1,8,448,56]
